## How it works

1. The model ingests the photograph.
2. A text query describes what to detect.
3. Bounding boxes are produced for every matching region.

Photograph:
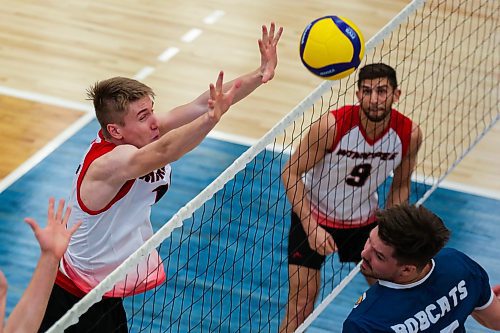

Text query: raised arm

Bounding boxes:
[282,113,337,255]
[92,71,239,186]
[3,198,81,333]
[386,123,422,207]
[158,22,283,134]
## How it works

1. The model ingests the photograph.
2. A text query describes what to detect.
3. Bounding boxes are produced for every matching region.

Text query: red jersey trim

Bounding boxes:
[311,205,377,229]
[330,106,413,157]
[389,110,413,158]
[76,131,135,215]
[329,105,359,152]
[55,261,122,299]
[55,270,87,298]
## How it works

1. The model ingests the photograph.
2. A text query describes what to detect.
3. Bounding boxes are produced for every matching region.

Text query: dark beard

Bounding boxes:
[362,107,392,123]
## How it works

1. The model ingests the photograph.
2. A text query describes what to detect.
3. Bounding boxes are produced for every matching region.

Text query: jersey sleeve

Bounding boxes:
[472,264,494,310]
[455,249,493,309]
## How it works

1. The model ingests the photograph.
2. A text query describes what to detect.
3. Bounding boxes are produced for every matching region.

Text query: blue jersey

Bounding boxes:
[343,248,494,332]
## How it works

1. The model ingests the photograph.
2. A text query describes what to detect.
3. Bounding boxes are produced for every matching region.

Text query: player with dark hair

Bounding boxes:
[280,63,423,332]
[343,204,500,332]
[39,23,283,332]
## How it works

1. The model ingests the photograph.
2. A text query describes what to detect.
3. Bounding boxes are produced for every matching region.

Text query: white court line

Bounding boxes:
[203,10,225,25]
[209,131,293,155]
[0,86,497,201]
[209,130,293,155]
[430,178,500,201]
[0,86,95,194]
[157,47,179,62]
[410,173,500,200]
[0,112,95,194]
[181,28,203,43]
[133,66,155,80]
[0,85,92,113]
[208,130,258,147]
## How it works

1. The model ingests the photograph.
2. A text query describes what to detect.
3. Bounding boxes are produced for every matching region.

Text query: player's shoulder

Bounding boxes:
[435,248,484,276]
[329,105,360,134]
[437,247,470,262]
[389,108,414,128]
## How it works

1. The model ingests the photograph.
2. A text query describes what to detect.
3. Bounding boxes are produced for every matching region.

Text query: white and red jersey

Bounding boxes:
[303,105,413,229]
[56,131,171,298]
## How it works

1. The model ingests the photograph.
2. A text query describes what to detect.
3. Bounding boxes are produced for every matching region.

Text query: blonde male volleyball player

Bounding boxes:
[39,23,283,332]
[0,198,80,333]
[343,204,500,332]
[280,63,422,332]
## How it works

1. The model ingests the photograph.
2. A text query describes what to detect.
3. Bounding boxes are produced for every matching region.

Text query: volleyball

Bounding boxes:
[299,15,365,80]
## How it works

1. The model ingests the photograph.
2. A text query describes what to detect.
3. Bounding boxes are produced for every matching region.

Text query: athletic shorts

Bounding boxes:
[287,212,377,270]
[39,283,128,333]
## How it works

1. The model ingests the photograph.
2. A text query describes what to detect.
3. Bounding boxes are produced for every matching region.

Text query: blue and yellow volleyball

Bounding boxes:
[300,15,365,80]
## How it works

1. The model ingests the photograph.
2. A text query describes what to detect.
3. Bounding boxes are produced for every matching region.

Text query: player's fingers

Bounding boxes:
[47,197,55,221]
[209,83,216,100]
[55,198,65,222]
[274,26,283,44]
[62,206,72,226]
[321,243,333,256]
[215,70,224,92]
[24,218,40,234]
[261,24,268,43]
[68,221,82,236]
[223,82,238,107]
[312,244,324,256]
[268,22,275,41]
[327,237,338,253]
[258,39,265,54]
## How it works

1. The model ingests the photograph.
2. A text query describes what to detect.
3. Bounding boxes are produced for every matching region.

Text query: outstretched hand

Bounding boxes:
[207,71,241,121]
[259,22,283,83]
[24,198,81,261]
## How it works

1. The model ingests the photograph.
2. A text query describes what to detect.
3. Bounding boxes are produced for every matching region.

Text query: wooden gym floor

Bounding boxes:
[0,0,498,195]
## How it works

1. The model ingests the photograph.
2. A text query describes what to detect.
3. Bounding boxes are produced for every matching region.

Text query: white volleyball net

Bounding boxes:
[47,0,498,331]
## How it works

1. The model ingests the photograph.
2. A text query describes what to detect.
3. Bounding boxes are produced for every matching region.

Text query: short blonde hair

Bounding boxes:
[87,77,155,138]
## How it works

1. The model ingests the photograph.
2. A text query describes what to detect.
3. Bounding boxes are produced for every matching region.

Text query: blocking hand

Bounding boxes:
[24,198,81,261]
[258,22,283,83]
[207,71,241,121]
